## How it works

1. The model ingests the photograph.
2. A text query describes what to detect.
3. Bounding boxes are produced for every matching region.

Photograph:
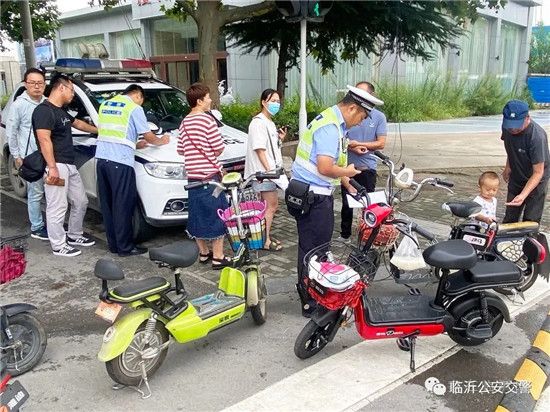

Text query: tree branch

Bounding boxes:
[221,1,274,25]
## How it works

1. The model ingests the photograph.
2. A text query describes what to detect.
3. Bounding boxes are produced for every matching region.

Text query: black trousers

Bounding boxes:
[503,181,548,224]
[295,194,334,283]
[97,159,137,254]
[340,169,376,238]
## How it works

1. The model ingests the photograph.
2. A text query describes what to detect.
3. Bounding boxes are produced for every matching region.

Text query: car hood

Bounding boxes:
[137,125,247,164]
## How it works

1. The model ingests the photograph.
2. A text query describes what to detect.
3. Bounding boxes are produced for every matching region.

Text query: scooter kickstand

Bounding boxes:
[111,361,152,399]
[409,336,417,373]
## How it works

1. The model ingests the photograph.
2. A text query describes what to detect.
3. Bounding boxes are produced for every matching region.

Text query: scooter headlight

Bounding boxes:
[144,162,187,180]
[103,326,115,343]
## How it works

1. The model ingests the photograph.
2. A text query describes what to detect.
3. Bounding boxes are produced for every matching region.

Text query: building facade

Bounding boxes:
[54,0,539,104]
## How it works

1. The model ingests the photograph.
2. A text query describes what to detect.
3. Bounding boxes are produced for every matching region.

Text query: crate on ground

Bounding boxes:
[0,234,29,284]
[218,201,267,252]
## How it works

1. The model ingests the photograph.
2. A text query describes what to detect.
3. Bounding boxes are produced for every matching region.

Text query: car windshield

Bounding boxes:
[91,88,191,131]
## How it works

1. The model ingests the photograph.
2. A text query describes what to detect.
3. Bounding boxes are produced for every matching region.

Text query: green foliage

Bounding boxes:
[0,94,9,109]
[220,94,324,140]
[0,0,60,52]
[220,75,534,131]
[529,22,550,74]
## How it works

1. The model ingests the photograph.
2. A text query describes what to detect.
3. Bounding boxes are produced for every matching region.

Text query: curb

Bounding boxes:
[496,310,550,412]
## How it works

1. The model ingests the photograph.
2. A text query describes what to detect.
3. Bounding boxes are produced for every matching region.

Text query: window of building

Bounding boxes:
[111,30,143,59]
[63,34,105,58]
[458,17,490,79]
[499,22,521,88]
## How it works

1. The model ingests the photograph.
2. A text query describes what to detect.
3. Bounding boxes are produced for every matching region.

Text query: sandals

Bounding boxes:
[199,251,213,264]
[262,241,282,251]
[212,256,233,270]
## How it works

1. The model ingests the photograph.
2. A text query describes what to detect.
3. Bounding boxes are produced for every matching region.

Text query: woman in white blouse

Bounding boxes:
[244,89,287,251]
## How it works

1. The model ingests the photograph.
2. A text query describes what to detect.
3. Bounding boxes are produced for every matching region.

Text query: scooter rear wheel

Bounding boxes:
[4,313,47,376]
[106,321,169,387]
[447,305,504,346]
[294,319,338,359]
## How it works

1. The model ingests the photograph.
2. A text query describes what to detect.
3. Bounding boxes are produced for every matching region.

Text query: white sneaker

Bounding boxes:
[67,235,95,247]
[53,245,81,257]
[336,236,352,244]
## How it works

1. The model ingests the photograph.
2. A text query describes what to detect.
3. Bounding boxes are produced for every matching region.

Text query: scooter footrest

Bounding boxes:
[365,295,446,325]
[466,323,493,340]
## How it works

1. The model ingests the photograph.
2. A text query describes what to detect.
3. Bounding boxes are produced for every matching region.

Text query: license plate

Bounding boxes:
[0,380,29,411]
[95,301,122,323]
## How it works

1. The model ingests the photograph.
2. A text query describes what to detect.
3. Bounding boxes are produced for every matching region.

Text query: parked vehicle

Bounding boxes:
[94,170,281,397]
[1,234,45,411]
[440,201,549,296]
[0,58,248,241]
[294,153,546,371]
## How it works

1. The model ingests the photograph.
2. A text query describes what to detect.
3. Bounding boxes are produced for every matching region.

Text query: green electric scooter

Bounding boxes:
[94,169,282,398]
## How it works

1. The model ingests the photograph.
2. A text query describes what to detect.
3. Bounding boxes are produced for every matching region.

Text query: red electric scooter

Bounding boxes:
[294,151,546,371]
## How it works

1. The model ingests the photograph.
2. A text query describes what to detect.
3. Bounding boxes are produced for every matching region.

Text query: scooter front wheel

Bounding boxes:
[294,319,338,359]
[250,274,267,325]
[106,321,169,387]
[4,313,47,376]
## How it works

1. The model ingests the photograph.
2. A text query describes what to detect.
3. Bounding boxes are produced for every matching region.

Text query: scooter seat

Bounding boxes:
[468,261,521,284]
[423,240,477,270]
[443,201,482,219]
[95,258,124,281]
[111,277,170,301]
[149,240,199,268]
[497,221,539,236]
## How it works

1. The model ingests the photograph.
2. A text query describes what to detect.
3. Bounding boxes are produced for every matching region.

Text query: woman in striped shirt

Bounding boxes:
[178,83,231,269]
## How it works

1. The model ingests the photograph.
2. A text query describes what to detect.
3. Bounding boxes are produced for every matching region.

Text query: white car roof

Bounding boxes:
[84,81,174,92]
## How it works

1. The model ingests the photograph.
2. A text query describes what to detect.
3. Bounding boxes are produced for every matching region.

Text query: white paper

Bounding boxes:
[346,190,387,208]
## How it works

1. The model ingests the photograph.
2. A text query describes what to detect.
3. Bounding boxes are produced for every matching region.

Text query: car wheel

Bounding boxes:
[7,154,28,198]
[133,202,155,243]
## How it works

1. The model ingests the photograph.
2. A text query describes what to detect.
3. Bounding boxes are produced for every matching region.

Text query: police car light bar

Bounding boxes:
[55,58,153,74]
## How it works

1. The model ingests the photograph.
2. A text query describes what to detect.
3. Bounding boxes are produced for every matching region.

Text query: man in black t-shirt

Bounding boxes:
[501,100,549,224]
[32,74,98,257]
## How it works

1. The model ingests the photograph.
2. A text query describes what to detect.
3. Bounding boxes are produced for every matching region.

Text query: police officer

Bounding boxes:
[289,85,383,317]
[95,84,169,256]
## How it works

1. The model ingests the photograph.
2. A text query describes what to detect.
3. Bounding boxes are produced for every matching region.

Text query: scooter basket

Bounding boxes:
[0,234,28,284]
[304,240,374,310]
[359,220,399,247]
[218,201,267,252]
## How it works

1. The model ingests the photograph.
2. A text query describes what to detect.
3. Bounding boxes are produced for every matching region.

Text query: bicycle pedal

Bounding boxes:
[408,288,421,296]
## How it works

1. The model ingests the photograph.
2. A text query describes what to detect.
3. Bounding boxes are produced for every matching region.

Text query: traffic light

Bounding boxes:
[275,1,333,22]
[306,1,333,22]
[275,1,302,22]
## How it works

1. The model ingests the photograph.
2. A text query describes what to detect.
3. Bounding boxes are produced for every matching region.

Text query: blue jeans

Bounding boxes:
[27,178,45,231]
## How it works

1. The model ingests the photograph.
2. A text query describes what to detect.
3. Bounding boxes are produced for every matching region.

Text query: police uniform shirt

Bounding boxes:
[291,105,347,188]
[95,95,150,167]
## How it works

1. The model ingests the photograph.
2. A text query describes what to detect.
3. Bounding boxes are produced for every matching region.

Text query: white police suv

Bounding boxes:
[0,58,247,240]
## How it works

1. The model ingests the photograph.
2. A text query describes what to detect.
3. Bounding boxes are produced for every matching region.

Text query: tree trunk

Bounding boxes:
[195,2,222,106]
[276,34,291,104]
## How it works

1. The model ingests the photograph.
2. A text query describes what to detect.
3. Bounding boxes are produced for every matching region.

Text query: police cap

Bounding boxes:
[345,85,384,113]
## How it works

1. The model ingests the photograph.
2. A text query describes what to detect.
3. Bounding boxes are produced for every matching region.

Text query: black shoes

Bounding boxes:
[118,246,148,257]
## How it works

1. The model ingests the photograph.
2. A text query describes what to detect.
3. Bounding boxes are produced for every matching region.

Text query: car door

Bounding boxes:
[68,89,98,201]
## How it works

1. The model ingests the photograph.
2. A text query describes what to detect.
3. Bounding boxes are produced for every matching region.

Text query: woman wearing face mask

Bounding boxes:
[244,89,287,251]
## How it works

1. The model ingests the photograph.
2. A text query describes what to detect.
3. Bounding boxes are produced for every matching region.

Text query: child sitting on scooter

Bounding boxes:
[471,171,500,229]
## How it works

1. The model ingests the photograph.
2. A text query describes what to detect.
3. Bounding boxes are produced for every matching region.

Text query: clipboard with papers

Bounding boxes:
[346,190,387,208]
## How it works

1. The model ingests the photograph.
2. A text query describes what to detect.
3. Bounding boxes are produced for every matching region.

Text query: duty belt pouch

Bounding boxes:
[285,179,312,216]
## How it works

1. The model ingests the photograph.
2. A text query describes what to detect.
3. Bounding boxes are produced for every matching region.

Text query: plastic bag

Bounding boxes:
[390,233,427,271]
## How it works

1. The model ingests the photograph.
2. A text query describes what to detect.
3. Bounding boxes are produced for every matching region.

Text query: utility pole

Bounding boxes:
[20,0,36,69]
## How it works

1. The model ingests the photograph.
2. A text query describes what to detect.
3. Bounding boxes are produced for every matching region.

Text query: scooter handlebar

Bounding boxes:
[435,178,454,188]
[411,223,436,242]
[184,181,208,190]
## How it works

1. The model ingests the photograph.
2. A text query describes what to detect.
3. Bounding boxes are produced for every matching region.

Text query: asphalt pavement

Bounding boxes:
[1,111,549,411]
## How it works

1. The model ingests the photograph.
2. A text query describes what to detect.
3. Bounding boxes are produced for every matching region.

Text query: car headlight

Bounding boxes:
[144,162,186,179]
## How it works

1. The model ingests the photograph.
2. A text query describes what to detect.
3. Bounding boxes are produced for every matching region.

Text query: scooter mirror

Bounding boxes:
[395,167,414,189]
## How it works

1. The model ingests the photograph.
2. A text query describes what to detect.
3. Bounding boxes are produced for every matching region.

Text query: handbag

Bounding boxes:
[18,128,46,183]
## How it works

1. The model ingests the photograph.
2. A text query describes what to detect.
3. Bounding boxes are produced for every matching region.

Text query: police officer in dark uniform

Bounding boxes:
[288,85,384,316]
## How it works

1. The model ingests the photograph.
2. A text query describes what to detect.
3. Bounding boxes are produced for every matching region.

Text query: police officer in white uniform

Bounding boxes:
[288,85,383,316]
